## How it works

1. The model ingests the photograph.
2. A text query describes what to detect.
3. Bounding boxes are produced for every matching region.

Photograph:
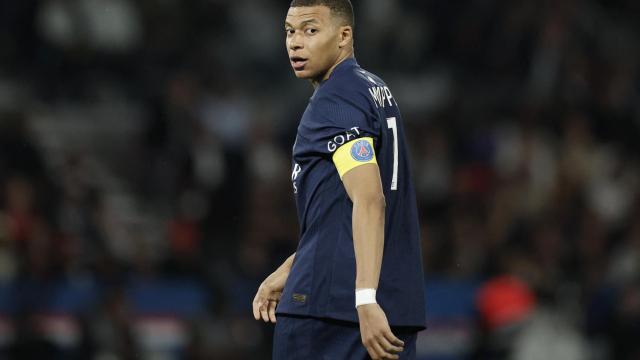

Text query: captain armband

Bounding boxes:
[332,137,377,179]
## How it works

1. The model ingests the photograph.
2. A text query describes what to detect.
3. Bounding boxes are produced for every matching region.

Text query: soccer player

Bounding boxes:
[252,0,426,359]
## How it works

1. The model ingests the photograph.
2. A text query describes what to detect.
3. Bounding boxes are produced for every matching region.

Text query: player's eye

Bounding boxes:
[305,28,318,35]
[285,29,294,35]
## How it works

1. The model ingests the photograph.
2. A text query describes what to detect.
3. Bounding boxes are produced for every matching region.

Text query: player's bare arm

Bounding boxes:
[252,252,295,323]
[342,164,405,360]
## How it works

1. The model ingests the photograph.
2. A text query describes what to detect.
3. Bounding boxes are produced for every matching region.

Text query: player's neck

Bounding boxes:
[311,51,354,89]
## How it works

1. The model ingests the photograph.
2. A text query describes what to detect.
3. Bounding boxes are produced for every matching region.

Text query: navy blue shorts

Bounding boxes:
[273,315,418,360]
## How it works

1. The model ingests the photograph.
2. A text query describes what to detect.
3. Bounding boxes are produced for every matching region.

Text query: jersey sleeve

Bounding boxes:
[304,92,379,157]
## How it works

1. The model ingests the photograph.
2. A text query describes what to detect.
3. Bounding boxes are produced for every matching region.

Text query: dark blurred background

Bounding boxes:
[0,0,639,359]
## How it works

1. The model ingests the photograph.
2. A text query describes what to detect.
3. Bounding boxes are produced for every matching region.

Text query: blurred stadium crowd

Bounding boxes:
[0,0,639,359]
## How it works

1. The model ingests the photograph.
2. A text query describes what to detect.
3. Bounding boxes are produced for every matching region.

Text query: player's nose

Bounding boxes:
[288,32,303,50]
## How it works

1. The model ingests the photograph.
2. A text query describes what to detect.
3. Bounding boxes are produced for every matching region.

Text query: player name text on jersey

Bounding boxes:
[368,86,397,108]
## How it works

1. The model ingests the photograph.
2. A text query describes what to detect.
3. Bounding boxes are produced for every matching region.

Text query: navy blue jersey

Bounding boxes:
[277,58,426,329]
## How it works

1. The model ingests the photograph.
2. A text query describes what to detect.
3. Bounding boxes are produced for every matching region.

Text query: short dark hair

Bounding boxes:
[290,0,354,28]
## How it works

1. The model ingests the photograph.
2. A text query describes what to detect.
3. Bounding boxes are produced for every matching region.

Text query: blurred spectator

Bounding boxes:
[90,288,137,360]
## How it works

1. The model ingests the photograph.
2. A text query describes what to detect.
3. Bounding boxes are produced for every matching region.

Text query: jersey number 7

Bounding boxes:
[386,117,398,191]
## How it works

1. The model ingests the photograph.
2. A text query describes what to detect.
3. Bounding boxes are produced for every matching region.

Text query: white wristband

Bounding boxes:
[355,288,377,308]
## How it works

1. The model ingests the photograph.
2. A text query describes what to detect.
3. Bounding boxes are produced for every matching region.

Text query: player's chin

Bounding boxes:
[292,68,314,79]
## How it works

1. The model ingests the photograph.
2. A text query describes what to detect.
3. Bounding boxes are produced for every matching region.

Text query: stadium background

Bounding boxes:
[0,0,639,359]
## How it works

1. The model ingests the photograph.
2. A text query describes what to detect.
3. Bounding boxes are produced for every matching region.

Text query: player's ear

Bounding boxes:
[338,25,353,48]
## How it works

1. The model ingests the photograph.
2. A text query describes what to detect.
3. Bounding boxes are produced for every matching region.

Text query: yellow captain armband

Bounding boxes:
[332,137,377,179]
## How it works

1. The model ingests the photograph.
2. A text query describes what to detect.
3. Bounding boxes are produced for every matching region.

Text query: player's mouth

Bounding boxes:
[290,56,308,71]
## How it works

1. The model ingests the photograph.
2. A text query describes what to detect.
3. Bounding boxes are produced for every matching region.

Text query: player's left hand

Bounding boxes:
[252,270,287,323]
[357,304,404,359]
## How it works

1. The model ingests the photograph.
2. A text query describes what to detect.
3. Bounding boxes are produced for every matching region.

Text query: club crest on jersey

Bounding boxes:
[350,140,374,162]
